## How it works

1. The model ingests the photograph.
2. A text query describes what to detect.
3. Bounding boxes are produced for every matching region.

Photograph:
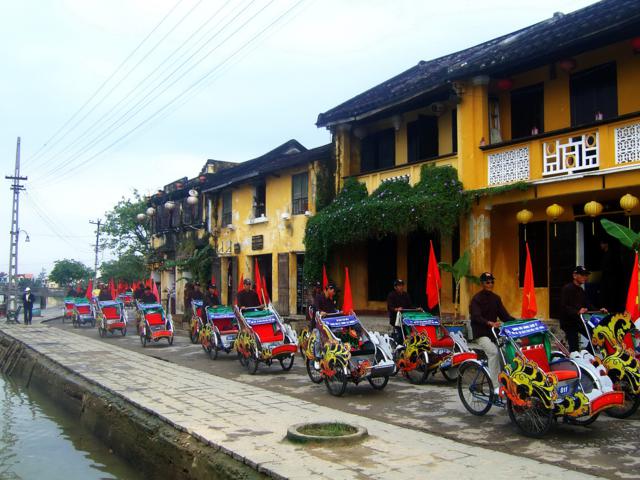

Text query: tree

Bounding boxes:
[439,251,480,318]
[101,190,151,257]
[99,254,147,283]
[49,259,92,287]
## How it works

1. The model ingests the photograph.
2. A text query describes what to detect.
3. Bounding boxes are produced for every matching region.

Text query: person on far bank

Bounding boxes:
[387,279,413,341]
[22,287,34,325]
[560,266,607,353]
[236,278,261,308]
[470,272,514,386]
[314,283,339,316]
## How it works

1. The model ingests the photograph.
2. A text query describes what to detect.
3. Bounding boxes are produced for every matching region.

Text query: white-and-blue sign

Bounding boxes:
[245,315,277,325]
[324,315,358,328]
[500,320,547,338]
[208,311,234,320]
[402,315,440,326]
[98,300,119,307]
[192,300,203,306]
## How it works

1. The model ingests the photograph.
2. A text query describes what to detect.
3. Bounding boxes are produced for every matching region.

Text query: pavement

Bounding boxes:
[1,319,625,480]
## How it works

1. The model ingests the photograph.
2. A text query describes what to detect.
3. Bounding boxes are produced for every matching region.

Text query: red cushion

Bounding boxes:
[252,323,284,343]
[213,318,235,331]
[102,306,119,319]
[552,370,579,381]
[220,329,239,335]
[146,312,164,325]
[76,305,90,314]
[196,307,203,318]
[521,344,550,372]
[414,325,454,349]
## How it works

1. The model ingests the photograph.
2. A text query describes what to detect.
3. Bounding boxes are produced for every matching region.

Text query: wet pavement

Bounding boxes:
[47,312,640,479]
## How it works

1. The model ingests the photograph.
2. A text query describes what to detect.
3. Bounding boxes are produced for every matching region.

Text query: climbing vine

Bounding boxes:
[303,165,470,283]
[163,241,214,286]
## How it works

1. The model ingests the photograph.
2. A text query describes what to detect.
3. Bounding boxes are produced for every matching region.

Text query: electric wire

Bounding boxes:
[24,0,186,168]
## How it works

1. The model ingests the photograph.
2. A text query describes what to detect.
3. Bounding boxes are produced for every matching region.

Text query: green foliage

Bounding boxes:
[102,190,151,257]
[49,259,93,287]
[315,155,336,212]
[601,218,640,252]
[99,254,147,283]
[439,251,479,316]
[164,243,213,287]
[466,181,530,198]
[303,165,469,283]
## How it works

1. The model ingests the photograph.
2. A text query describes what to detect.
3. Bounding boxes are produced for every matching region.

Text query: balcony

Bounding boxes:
[351,153,458,192]
[483,113,640,186]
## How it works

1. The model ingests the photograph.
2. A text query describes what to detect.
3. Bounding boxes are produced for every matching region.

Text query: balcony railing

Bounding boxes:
[542,131,598,176]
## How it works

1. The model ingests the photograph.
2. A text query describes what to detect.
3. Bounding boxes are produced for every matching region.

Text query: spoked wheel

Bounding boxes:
[279,355,294,371]
[98,326,105,337]
[441,366,459,382]
[306,358,323,384]
[168,335,174,346]
[325,370,348,397]
[237,352,247,367]
[190,323,199,344]
[121,327,127,336]
[507,396,554,437]
[91,319,96,328]
[605,381,640,419]
[404,354,430,384]
[246,355,259,375]
[140,334,147,347]
[209,345,219,360]
[457,362,494,416]
[568,368,600,426]
[368,376,389,391]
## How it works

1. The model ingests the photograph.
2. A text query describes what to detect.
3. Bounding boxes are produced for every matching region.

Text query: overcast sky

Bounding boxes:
[0,0,598,276]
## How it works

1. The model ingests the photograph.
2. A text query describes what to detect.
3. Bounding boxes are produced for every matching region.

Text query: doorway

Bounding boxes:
[408,231,440,312]
[253,254,272,300]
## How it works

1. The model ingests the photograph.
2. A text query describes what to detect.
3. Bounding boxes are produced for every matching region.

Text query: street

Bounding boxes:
[49,312,640,479]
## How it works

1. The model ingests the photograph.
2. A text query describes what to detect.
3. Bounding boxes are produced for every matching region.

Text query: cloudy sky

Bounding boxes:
[0,0,598,276]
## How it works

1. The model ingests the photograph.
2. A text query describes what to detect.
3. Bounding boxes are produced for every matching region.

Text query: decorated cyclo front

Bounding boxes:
[306,312,396,397]
[63,297,75,321]
[96,299,127,337]
[457,318,624,437]
[198,305,239,360]
[394,310,477,384]
[72,297,95,328]
[137,302,174,347]
[189,299,205,344]
[234,305,297,374]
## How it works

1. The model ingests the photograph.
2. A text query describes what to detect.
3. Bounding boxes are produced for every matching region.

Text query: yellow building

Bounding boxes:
[315,1,640,320]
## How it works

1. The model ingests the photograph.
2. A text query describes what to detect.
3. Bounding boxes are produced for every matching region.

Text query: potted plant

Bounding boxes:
[438,250,480,321]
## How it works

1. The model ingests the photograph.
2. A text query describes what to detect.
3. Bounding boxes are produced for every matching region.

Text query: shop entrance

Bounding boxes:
[407,231,440,312]
[253,254,272,301]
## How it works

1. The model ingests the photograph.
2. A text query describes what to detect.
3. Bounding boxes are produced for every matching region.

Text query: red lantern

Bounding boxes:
[631,37,640,53]
[176,182,183,189]
[558,58,577,72]
[198,175,207,183]
[497,78,514,91]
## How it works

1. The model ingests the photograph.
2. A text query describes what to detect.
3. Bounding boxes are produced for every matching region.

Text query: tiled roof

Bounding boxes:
[317,0,640,127]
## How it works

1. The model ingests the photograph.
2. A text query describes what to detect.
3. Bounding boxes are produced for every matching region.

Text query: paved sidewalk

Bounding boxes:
[0,323,600,480]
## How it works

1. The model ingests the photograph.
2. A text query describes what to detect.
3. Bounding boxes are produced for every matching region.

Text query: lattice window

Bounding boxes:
[543,132,598,176]
[615,122,640,165]
[487,146,530,185]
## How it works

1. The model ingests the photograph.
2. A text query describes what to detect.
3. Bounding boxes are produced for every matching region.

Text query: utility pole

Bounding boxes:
[6,137,27,313]
[89,219,102,282]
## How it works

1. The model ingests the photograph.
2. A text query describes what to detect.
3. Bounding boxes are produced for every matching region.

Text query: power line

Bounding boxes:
[24,0,186,169]
[35,0,304,186]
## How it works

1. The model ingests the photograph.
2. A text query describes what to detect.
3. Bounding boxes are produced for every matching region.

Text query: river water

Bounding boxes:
[0,374,143,480]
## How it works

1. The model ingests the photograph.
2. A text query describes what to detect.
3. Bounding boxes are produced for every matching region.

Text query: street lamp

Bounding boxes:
[18,229,30,242]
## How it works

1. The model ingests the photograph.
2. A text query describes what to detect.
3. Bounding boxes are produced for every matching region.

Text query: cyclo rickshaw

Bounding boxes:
[314,311,396,396]
[198,305,239,360]
[393,309,477,384]
[234,305,297,374]
[96,300,127,337]
[63,297,75,323]
[72,297,95,328]
[137,302,174,347]
[457,319,624,437]
[190,299,205,344]
[117,291,134,308]
[578,312,640,418]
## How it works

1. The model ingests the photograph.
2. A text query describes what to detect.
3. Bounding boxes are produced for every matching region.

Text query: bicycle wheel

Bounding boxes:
[568,368,601,426]
[605,380,640,419]
[325,370,348,397]
[306,358,323,384]
[368,376,389,391]
[457,362,494,416]
[279,355,294,371]
[247,355,259,375]
[237,351,247,367]
[507,396,554,438]
[441,366,459,382]
[190,323,199,344]
[404,352,430,384]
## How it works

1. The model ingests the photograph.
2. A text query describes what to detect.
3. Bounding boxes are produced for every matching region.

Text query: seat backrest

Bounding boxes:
[102,306,119,319]
[76,305,90,314]
[213,317,236,331]
[252,322,283,343]
[521,344,550,372]
[146,312,165,325]
[504,331,551,368]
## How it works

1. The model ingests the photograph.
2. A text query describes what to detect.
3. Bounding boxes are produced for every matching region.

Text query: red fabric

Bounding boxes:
[262,277,270,304]
[272,344,297,356]
[426,240,441,309]
[235,273,244,305]
[109,278,117,301]
[413,325,453,348]
[342,267,354,313]
[85,280,93,300]
[322,265,329,290]
[521,242,538,319]
[521,344,550,372]
[252,323,284,343]
[76,305,91,314]
[150,277,160,303]
[102,306,119,319]
[213,318,237,333]
[146,312,164,325]
[626,252,639,321]
[254,259,264,304]
[552,370,579,381]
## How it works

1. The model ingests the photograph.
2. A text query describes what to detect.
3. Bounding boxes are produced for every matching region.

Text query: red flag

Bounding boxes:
[85,279,93,299]
[262,276,270,305]
[109,278,117,300]
[322,264,329,290]
[426,240,441,309]
[521,243,538,319]
[342,267,354,313]
[254,259,264,304]
[235,273,244,305]
[211,275,218,294]
[150,276,159,302]
[626,252,639,321]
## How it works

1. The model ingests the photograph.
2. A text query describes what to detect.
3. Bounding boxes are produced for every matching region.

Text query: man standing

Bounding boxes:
[470,272,514,385]
[386,279,413,334]
[560,266,606,352]
[236,278,261,308]
[191,282,204,302]
[22,287,34,325]
[204,283,220,308]
[314,283,339,316]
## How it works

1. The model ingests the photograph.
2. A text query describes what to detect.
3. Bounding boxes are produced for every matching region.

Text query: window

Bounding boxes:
[253,181,266,218]
[221,191,232,226]
[451,108,458,153]
[360,128,395,173]
[367,236,397,301]
[570,62,617,127]
[518,221,548,288]
[511,83,544,139]
[407,116,439,163]
[292,172,308,215]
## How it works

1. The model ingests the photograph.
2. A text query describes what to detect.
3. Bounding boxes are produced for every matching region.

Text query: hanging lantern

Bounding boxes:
[631,37,640,54]
[187,195,199,205]
[497,78,514,91]
[146,207,156,216]
[164,200,175,211]
[136,213,146,222]
[558,58,577,72]
[516,209,533,241]
[584,200,603,235]
[546,203,564,237]
[620,193,639,227]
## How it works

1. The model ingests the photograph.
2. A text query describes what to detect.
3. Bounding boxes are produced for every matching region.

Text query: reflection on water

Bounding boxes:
[0,373,142,480]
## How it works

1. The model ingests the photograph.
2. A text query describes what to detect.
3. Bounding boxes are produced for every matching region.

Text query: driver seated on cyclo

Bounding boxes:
[236,278,261,309]
[386,278,412,342]
[314,283,338,316]
[470,272,514,388]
